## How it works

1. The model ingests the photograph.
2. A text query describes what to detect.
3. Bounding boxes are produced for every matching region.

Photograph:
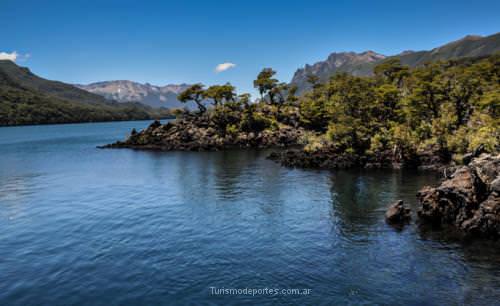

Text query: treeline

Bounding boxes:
[177,54,499,160]
[0,59,174,126]
[0,85,174,126]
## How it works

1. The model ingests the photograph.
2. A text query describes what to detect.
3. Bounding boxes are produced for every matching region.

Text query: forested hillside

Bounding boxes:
[0,60,172,126]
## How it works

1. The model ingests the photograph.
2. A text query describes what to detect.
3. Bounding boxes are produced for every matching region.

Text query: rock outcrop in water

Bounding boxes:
[102,115,304,151]
[267,144,450,171]
[417,154,500,239]
[385,200,411,226]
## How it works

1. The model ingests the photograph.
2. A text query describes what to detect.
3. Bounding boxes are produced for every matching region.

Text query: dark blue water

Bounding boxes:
[1,121,499,305]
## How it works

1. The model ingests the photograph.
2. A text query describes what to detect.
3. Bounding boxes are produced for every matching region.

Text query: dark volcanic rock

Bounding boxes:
[269,144,450,170]
[268,147,360,169]
[101,116,304,151]
[417,154,500,239]
[462,144,486,165]
[385,200,411,226]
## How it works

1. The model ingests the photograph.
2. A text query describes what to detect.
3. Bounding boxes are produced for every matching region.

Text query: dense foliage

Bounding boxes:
[299,55,499,160]
[178,55,499,162]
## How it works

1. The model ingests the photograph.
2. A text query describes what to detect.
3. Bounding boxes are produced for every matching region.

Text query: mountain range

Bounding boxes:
[291,32,500,93]
[77,81,195,109]
[2,32,499,126]
[0,60,171,126]
[75,32,500,105]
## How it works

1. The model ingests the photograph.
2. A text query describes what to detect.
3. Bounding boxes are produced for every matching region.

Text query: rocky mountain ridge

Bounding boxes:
[77,80,195,109]
[291,32,500,93]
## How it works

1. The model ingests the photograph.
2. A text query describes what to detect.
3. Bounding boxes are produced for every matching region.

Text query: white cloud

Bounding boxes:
[0,51,19,62]
[0,51,31,62]
[215,62,236,73]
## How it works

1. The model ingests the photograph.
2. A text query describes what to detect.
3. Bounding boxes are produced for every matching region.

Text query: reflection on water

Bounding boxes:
[0,120,499,305]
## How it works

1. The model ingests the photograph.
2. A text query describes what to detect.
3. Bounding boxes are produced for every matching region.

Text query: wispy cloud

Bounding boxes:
[0,51,30,62]
[215,62,236,73]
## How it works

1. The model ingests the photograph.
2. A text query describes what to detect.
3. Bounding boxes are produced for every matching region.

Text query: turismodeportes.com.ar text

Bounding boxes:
[209,287,312,296]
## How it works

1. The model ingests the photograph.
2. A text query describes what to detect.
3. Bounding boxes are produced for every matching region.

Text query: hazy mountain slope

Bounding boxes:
[291,32,500,93]
[77,81,195,109]
[0,60,114,106]
[0,60,171,126]
[398,33,500,67]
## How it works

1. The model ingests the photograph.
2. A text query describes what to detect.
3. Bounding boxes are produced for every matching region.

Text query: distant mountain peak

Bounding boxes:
[292,50,387,93]
[77,80,194,109]
[399,50,415,55]
[291,32,500,94]
[462,34,483,41]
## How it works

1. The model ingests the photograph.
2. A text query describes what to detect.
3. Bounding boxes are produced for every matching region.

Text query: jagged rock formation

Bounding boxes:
[77,81,195,109]
[291,51,386,94]
[417,154,500,239]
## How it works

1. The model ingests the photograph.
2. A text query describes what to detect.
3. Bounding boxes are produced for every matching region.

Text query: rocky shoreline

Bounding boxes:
[101,117,305,151]
[267,145,450,172]
[382,154,500,239]
[417,153,499,239]
[104,117,454,172]
[103,117,499,239]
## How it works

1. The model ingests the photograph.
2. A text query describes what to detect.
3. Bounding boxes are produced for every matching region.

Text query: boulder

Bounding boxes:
[417,153,500,239]
[385,200,411,225]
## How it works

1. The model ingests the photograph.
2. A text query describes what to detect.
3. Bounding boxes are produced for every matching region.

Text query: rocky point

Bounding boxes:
[417,154,500,239]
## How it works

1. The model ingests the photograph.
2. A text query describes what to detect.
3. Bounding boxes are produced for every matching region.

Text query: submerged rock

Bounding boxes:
[417,153,500,239]
[385,200,411,226]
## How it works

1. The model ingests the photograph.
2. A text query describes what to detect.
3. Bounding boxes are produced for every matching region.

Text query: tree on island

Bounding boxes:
[178,84,207,113]
[203,83,236,106]
[172,54,498,157]
[253,68,279,104]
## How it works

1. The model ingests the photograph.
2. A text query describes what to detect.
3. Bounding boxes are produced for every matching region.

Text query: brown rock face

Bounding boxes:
[417,154,500,239]
[385,200,411,226]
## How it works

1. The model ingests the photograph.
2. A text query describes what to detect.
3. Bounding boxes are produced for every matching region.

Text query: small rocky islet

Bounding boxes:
[102,114,304,151]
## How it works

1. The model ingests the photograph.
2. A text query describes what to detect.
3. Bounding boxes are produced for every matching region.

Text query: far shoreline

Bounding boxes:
[0,117,174,129]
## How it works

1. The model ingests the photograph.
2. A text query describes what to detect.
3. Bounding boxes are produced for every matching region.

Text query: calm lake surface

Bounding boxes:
[0,120,499,305]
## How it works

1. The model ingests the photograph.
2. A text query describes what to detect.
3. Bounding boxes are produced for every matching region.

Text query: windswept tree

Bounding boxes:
[253,68,278,103]
[238,93,251,108]
[204,83,236,106]
[270,82,296,111]
[178,84,207,113]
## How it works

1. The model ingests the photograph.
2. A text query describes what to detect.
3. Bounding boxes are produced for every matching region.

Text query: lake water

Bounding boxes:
[0,120,499,305]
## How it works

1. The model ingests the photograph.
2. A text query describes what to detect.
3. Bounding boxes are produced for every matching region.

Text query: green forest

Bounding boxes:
[0,60,173,126]
[176,54,499,163]
[0,84,172,126]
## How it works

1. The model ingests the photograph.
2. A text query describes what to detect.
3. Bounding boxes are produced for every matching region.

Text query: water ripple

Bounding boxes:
[0,122,499,305]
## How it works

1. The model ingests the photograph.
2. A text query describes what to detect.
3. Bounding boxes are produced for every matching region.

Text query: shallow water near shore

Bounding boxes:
[1,120,499,305]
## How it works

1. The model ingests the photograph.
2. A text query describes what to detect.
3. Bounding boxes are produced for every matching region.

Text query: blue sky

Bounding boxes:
[1,0,499,96]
